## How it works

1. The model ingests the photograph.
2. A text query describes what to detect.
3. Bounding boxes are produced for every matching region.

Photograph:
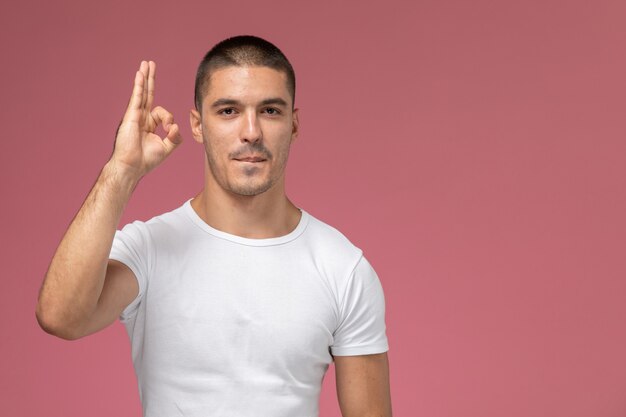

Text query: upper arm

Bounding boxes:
[78,259,139,337]
[334,352,392,417]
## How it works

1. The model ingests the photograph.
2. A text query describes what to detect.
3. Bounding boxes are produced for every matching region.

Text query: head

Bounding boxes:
[190,35,299,197]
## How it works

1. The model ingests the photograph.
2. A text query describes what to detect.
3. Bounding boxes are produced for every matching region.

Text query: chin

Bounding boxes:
[227,179,275,196]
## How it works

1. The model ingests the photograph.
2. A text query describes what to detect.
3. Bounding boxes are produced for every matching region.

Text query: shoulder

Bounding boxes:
[300,210,364,272]
[117,200,192,242]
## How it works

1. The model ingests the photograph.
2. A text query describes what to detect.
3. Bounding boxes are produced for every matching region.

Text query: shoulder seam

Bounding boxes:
[335,249,364,331]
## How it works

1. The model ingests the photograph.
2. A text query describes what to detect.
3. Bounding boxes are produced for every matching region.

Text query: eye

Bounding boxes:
[218,108,237,116]
[263,107,281,116]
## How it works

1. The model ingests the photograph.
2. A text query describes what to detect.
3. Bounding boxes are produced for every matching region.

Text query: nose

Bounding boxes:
[240,109,262,144]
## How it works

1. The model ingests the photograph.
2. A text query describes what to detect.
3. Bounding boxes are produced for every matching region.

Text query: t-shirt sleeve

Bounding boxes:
[109,220,152,322]
[330,255,389,356]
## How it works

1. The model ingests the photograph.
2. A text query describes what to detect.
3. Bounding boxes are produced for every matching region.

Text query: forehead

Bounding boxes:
[204,66,291,106]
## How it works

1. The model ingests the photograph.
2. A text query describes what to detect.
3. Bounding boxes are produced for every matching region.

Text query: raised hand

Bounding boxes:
[111,61,183,179]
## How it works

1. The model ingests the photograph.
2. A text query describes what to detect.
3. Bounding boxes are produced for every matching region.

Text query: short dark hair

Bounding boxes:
[194,35,296,111]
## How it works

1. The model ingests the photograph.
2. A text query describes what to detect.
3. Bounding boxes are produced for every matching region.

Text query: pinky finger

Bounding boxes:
[127,70,144,111]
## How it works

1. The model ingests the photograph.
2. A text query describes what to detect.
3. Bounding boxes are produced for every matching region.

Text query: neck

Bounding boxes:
[190,177,301,239]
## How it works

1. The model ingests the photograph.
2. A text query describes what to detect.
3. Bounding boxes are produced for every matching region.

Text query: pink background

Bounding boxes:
[1,0,625,415]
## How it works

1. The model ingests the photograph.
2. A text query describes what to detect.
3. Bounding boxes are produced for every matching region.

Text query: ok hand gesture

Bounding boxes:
[111,61,182,179]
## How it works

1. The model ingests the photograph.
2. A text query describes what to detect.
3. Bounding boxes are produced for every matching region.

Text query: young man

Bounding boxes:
[37,36,391,417]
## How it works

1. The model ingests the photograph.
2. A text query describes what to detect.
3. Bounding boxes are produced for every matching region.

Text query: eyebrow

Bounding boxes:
[210,97,289,108]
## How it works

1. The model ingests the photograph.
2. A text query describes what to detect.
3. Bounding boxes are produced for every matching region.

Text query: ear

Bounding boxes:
[190,109,204,143]
[291,108,299,143]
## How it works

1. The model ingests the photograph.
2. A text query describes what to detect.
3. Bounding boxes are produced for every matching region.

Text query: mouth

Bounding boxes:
[234,156,267,163]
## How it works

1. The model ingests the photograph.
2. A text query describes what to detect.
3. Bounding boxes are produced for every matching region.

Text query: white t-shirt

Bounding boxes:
[110,199,389,417]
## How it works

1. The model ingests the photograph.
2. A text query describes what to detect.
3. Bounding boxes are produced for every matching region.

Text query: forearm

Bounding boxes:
[36,160,139,338]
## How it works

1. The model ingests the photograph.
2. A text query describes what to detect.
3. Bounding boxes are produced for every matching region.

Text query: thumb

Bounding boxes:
[162,123,183,154]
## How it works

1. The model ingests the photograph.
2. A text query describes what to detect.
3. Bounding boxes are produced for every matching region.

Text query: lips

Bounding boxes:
[234,156,267,162]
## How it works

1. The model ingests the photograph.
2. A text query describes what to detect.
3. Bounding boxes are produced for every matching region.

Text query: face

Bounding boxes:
[190,66,299,197]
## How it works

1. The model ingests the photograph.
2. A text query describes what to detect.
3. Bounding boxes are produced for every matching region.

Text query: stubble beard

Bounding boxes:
[204,145,281,197]
[224,170,275,196]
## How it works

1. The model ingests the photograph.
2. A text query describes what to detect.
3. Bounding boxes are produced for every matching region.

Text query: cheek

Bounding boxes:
[204,118,238,139]
[203,127,232,154]
[271,142,293,170]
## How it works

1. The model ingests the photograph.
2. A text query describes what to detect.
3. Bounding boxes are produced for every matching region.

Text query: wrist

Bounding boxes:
[101,160,142,194]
